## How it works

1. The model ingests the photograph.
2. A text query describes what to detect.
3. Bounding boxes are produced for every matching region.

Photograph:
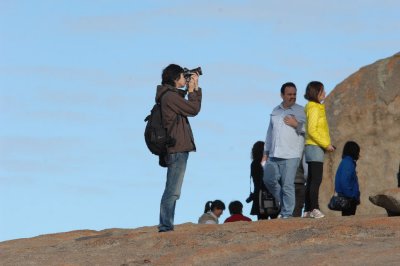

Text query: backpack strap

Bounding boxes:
[158,89,179,153]
[144,89,171,122]
[157,89,170,104]
[158,89,176,135]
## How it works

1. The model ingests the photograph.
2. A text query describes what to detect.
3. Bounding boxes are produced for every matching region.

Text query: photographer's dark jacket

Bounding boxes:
[156,84,202,154]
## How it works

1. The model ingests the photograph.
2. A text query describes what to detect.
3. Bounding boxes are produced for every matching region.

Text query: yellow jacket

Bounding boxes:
[305,101,331,149]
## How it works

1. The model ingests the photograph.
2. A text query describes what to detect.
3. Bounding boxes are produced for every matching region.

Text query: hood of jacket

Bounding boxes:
[155,84,186,103]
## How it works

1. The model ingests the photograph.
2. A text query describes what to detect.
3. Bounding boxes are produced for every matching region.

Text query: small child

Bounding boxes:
[224,201,252,223]
[198,200,226,224]
[334,141,361,216]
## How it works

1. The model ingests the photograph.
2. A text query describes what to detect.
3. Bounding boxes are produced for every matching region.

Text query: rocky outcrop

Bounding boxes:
[369,188,400,216]
[0,217,400,265]
[321,53,400,215]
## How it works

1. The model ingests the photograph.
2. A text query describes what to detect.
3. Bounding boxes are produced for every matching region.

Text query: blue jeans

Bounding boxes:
[158,152,189,232]
[263,157,300,217]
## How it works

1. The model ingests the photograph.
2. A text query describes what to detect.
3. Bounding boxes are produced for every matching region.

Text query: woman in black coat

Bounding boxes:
[250,141,272,220]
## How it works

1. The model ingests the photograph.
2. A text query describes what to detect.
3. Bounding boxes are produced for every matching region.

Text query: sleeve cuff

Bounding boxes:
[296,121,305,134]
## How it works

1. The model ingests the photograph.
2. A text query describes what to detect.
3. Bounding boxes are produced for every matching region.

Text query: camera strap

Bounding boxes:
[249,173,253,194]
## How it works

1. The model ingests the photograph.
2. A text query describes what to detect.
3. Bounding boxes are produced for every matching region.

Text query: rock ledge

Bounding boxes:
[1,216,399,265]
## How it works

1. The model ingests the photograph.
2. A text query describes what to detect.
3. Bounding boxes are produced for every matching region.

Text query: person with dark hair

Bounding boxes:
[262,82,306,219]
[198,200,226,224]
[157,64,202,232]
[249,141,278,220]
[224,201,252,223]
[303,81,335,219]
[334,141,361,216]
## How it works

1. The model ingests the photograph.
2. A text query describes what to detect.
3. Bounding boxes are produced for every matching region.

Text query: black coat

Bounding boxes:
[250,161,267,215]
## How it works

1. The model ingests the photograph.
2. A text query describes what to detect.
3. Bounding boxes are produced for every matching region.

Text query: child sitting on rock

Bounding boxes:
[198,200,225,224]
[224,201,252,223]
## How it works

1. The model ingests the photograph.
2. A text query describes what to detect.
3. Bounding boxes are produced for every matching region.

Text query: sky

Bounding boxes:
[0,0,399,241]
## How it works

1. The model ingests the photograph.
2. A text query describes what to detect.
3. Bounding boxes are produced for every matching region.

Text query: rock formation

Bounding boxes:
[321,52,400,215]
[397,163,400,187]
[369,188,400,216]
[1,217,400,265]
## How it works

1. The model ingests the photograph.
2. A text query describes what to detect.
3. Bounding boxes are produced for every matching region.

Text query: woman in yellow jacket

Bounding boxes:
[303,81,335,219]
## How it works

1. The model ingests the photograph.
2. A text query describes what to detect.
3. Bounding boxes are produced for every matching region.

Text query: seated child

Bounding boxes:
[224,201,252,223]
[198,200,225,224]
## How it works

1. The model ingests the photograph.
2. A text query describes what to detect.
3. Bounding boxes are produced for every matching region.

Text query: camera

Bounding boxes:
[246,192,254,203]
[183,67,203,82]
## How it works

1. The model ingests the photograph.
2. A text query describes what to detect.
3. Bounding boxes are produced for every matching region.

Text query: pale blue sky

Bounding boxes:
[0,0,399,241]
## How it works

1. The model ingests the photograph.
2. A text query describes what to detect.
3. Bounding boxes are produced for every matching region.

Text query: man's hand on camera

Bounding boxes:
[187,73,199,93]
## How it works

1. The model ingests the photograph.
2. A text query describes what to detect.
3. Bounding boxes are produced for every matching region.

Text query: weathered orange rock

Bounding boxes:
[322,52,400,216]
[1,217,399,265]
[369,188,400,215]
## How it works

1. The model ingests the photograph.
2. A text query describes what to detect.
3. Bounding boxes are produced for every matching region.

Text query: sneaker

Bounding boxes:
[302,211,311,218]
[310,209,325,219]
[277,214,290,219]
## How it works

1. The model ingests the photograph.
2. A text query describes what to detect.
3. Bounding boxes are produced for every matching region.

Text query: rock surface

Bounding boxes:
[1,216,399,265]
[369,188,400,215]
[321,52,400,215]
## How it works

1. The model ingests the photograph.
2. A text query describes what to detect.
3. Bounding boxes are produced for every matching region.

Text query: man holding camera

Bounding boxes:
[156,64,202,232]
[262,82,306,219]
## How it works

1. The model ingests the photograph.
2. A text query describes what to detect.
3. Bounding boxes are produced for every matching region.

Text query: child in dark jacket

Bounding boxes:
[334,141,361,216]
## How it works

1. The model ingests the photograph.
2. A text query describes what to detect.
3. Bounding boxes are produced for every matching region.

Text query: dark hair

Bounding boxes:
[342,141,360,161]
[204,200,225,213]
[252,141,264,163]
[304,81,324,103]
[161,64,184,87]
[228,200,243,215]
[280,82,297,94]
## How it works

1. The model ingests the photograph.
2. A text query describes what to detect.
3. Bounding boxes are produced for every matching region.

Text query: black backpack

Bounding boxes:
[144,90,175,156]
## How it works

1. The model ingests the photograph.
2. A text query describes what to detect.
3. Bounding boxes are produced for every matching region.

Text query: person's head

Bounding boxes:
[204,200,225,217]
[161,64,186,88]
[252,141,264,163]
[304,81,325,103]
[342,141,361,161]
[280,82,297,108]
[228,201,243,215]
